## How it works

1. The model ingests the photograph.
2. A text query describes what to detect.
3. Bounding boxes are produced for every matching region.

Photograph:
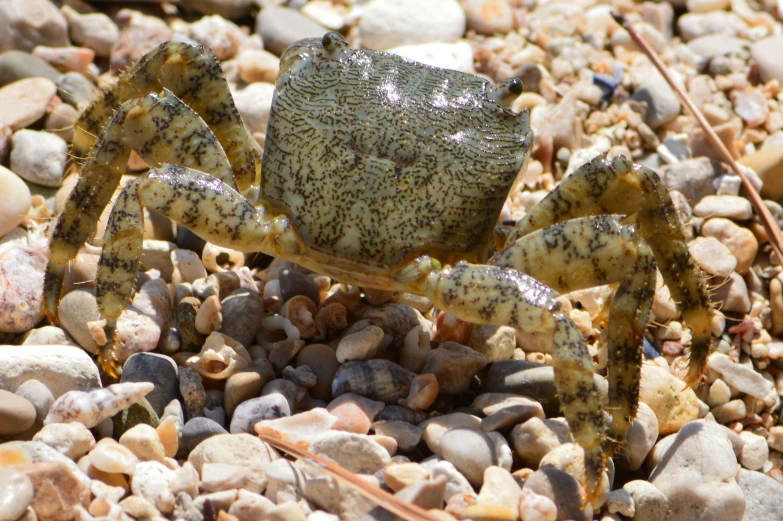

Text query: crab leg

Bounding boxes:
[421,263,606,498]
[44,90,241,324]
[74,41,260,194]
[506,154,712,387]
[492,215,656,457]
[97,164,302,376]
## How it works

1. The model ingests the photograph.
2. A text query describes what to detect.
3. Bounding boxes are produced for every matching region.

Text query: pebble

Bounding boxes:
[737,468,783,521]
[60,6,119,58]
[201,462,251,493]
[383,462,430,492]
[372,420,423,452]
[661,157,719,204]
[0,169,33,237]
[687,237,737,278]
[44,382,154,428]
[178,367,206,421]
[420,412,482,454]
[294,344,340,401]
[171,248,207,285]
[738,431,768,471]
[237,48,281,84]
[389,41,475,73]
[438,427,498,487]
[326,393,384,435]
[44,102,78,143]
[10,129,68,187]
[639,363,698,435]
[336,325,384,363]
[0,247,46,333]
[181,0,255,20]
[510,417,572,467]
[617,402,659,471]
[233,82,275,136]
[707,353,774,399]
[0,389,36,436]
[56,289,98,353]
[0,344,100,398]
[0,51,61,86]
[0,78,56,131]
[693,195,753,221]
[112,306,164,362]
[650,420,745,521]
[21,461,91,521]
[524,467,591,521]
[187,433,278,493]
[467,325,516,363]
[472,393,545,432]
[631,69,681,129]
[224,364,276,417]
[110,10,172,72]
[712,272,751,313]
[711,399,746,423]
[189,15,245,61]
[518,487,557,521]
[751,35,783,83]
[0,468,33,521]
[32,422,94,460]
[254,408,338,447]
[475,466,521,519]
[462,0,514,35]
[220,288,265,348]
[310,431,391,474]
[740,145,783,201]
[119,424,166,462]
[182,417,228,452]
[255,7,327,57]
[131,461,176,514]
[420,458,474,500]
[0,0,69,52]
[121,353,179,418]
[55,71,100,109]
[421,341,487,394]
[14,379,54,425]
[358,0,466,51]
[32,46,95,75]
[230,394,290,434]
[700,218,758,274]
[623,480,667,521]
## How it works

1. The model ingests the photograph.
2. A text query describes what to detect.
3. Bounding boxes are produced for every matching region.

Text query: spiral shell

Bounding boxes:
[332,359,415,404]
[186,331,251,379]
[44,382,154,428]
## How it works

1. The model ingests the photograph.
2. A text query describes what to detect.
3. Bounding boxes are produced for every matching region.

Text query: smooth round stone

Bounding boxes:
[631,70,680,129]
[420,412,482,454]
[119,424,166,462]
[0,389,35,436]
[738,431,768,471]
[439,427,497,487]
[623,480,667,521]
[61,6,119,58]
[383,462,430,492]
[57,289,100,354]
[752,35,783,83]
[229,394,290,434]
[700,218,757,274]
[32,422,94,460]
[359,0,466,51]
[649,420,744,521]
[0,468,33,521]
[278,267,321,305]
[524,467,591,521]
[639,363,698,435]
[617,402,659,471]
[476,466,521,520]
[187,433,278,493]
[182,417,228,452]
[220,288,265,348]
[687,237,737,278]
[0,345,100,399]
[232,82,275,137]
[0,247,46,333]
[693,195,753,221]
[0,0,69,52]
[510,417,572,468]
[255,7,326,56]
[310,431,391,474]
[738,468,783,521]
[237,48,280,84]
[224,364,276,417]
[295,343,340,401]
[121,353,179,418]
[712,272,751,314]
[0,51,61,87]
[10,129,68,187]
[14,379,54,425]
[0,165,30,237]
[372,420,423,453]
[462,0,514,35]
[20,326,78,348]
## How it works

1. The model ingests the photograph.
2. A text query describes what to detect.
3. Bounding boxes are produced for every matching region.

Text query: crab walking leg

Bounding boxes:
[423,263,606,498]
[44,91,238,324]
[492,215,656,453]
[74,41,260,194]
[507,154,712,387]
[44,103,133,323]
[96,164,303,374]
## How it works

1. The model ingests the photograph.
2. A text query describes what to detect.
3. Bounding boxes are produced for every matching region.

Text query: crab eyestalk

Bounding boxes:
[488,78,524,109]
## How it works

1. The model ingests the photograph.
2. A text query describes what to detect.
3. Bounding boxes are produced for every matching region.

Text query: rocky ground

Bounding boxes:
[2,0,783,520]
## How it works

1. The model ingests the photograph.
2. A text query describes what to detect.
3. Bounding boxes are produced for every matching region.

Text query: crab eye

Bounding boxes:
[488,78,524,109]
[321,32,349,59]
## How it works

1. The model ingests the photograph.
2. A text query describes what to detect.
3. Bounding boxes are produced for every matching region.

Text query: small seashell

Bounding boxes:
[336,325,384,363]
[187,332,252,380]
[261,315,300,341]
[332,359,415,404]
[279,295,317,338]
[89,438,139,475]
[401,325,431,372]
[398,373,439,411]
[433,311,473,344]
[202,242,244,273]
[195,294,223,335]
[44,382,154,428]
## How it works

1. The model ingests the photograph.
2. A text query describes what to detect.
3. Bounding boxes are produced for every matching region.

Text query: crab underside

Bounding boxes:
[44,33,713,501]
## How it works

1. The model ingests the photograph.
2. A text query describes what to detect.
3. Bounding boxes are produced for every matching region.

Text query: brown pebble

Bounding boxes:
[295,343,339,401]
[0,389,36,436]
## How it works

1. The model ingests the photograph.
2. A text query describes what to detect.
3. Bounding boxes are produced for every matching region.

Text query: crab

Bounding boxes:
[44,32,713,499]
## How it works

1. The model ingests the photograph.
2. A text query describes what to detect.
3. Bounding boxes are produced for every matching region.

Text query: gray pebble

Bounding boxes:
[0,51,61,87]
[14,379,54,425]
[122,353,180,418]
[524,467,591,521]
[255,7,327,56]
[279,267,321,305]
[0,0,69,53]
[183,416,229,452]
[661,157,720,204]
[56,72,101,109]
[10,129,68,187]
[57,288,100,354]
[230,394,290,434]
[178,367,207,420]
[439,427,497,487]
[738,468,783,521]
[220,288,264,348]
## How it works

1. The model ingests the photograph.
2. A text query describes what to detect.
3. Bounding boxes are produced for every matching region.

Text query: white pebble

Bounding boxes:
[10,129,68,187]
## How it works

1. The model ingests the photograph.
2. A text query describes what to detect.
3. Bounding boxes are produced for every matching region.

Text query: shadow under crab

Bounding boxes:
[44,32,714,500]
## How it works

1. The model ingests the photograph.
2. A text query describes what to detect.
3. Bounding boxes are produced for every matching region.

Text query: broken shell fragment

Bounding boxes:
[401,325,431,372]
[398,373,439,411]
[187,331,252,380]
[44,382,154,428]
[332,359,415,404]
